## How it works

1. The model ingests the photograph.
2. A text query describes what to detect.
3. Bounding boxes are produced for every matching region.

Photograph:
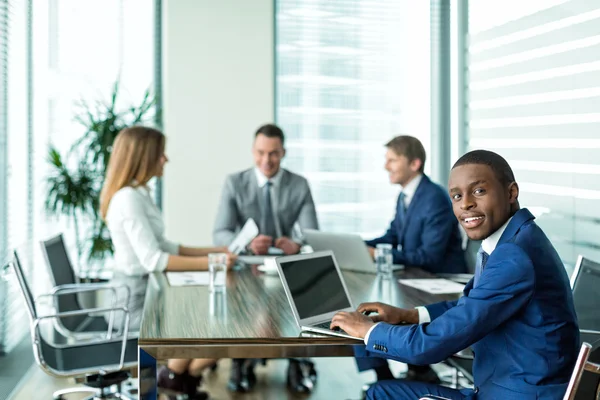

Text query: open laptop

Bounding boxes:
[303,229,404,274]
[272,251,362,340]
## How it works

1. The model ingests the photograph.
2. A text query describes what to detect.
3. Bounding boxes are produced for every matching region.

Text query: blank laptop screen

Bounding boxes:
[280,254,351,319]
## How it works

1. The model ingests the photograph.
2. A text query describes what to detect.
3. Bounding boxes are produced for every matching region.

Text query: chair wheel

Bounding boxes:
[53,396,63,400]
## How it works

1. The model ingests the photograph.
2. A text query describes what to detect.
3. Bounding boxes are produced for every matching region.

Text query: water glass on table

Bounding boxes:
[375,243,393,278]
[208,253,227,292]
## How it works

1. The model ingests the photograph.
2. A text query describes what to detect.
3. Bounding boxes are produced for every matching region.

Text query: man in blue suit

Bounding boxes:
[359,136,467,383]
[366,135,465,273]
[334,150,580,399]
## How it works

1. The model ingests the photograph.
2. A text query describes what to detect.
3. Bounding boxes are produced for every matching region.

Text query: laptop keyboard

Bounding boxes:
[313,321,349,335]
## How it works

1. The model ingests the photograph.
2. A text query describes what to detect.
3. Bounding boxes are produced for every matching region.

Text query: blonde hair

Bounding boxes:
[100,126,165,220]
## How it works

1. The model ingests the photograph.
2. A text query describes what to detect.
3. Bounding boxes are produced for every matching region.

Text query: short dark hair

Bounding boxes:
[255,123,285,146]
[453,150,515,186]
[385,135,426,173]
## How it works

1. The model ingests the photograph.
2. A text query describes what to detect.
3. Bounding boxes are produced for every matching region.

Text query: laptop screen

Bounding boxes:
[279,254,351,319]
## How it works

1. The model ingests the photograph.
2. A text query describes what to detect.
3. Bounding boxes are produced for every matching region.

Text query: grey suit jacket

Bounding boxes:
[213,168,319,246]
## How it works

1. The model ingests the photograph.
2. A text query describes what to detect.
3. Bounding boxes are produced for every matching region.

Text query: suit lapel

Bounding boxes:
[398,176,429,245]
[497,208,535,246]
[274,169,289,236]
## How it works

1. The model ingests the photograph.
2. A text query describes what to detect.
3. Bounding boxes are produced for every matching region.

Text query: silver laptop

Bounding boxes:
[273,251,362,340]
[303,229,404,274]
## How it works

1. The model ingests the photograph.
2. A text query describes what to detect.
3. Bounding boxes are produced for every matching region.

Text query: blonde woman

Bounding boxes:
[100,126,234,400]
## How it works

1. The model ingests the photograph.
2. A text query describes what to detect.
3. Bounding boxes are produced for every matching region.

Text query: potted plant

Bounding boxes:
[45,81,156,269]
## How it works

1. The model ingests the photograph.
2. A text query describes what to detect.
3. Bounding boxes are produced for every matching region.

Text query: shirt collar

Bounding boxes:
[481,216,513,255]
[401,173,423,202]
[254,167,283,188]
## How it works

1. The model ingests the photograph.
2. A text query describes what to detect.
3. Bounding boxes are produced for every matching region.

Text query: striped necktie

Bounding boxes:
[474,246,489,287]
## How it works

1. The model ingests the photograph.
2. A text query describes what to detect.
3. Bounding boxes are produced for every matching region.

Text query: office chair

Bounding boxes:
[9,250,138,400]
[40,234,130,340]
[563,342,600,400]
[571,255,600,336]
[418,343,600,400]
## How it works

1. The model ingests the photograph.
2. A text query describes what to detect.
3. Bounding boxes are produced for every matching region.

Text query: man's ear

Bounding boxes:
[409,158,422,173]
[282,147,286,159]
[508,182,519,203]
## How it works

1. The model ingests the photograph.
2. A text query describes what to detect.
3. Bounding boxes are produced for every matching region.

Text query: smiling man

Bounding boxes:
[333,150,580,400]
[213,123,319,394]
[365,135,466,273]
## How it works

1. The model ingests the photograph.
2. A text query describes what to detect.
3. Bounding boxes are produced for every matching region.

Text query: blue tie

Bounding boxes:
[474,247,489,287]
[262,181,276,238]
[398,192,407,221]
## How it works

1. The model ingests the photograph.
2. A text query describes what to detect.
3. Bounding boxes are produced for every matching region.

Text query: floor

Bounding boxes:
[10,358,415,400]
[0,338,33,400]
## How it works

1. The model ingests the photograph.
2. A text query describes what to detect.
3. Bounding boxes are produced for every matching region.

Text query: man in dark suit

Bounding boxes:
[213,124,319,393]
[358,136,467,383]
[365,135,466,273]
[332,150,580,399]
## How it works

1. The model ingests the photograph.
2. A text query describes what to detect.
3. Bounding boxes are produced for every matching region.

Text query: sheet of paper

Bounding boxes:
[238,255,276,265]
[398,278,465,294]
[166,271,225,287]
[228,218,259,255]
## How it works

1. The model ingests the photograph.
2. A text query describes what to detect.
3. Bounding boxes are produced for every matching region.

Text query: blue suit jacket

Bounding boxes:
[366,208,580,399]
[366,175,466,273]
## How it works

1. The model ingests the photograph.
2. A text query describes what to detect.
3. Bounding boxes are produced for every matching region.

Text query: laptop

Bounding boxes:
[303,229,404,274]
[272,251,362,340]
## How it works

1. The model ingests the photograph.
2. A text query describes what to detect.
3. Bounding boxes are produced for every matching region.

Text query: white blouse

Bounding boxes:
[106,185,179,276]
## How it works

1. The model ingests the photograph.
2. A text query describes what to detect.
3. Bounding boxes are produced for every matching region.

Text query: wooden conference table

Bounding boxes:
[137,265,460,398]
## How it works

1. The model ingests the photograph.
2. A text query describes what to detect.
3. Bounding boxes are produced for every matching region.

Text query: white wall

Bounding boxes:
[162,0,274,245]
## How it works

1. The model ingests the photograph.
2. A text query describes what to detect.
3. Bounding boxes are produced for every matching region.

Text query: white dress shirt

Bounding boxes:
[364,216,513,344]
[254,167,284,237]
[106,185,179,276]
[400,174,423,209]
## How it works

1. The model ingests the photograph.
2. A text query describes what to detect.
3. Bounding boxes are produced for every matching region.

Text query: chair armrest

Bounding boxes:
[36,283,131,339]
[45,282,131,305]
[452,348,474,359]
[31,306,130,374]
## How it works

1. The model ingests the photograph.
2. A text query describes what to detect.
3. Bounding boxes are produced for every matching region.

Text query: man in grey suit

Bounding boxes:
[213,123,320,393]
[213,123,319,255]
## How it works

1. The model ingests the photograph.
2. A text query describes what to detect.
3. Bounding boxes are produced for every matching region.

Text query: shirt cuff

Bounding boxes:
[162,239,180,255]
[416,306,431,324]
[156,252,170,272]
[363,322,380,345]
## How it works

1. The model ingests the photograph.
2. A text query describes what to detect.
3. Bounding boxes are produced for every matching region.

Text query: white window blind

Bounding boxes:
[466,0,600,267]
[0,0,30,355]
[275,0,431,237]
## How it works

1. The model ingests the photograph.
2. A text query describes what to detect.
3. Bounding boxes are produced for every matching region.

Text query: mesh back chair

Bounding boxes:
[563,342,600,400]
[9,250,138,400]
[419,342,600,400]
[571,256,600,334]
[40,234,130,339]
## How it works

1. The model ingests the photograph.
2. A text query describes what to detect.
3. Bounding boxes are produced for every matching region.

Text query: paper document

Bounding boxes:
[238,255,276,265]
[398,278,465,294]
[166,272,225,287]
[228,218,259,255]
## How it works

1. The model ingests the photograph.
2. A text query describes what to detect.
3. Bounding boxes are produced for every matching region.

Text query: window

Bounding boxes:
[275,0,431,238]
[32,0,155,270]
[0,0,156,358]
[465,0,600,268]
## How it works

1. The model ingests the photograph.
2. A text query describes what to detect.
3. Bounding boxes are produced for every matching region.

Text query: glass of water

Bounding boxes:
[375,243,393,278]
[208,253,227,292]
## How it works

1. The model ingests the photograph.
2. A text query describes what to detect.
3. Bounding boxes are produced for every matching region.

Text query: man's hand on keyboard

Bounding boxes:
[330,311,374,339]
[357,302,419,325]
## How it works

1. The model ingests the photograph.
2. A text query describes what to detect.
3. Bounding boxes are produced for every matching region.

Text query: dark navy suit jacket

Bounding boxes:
[366,175,466,273]
[366,209,580,399]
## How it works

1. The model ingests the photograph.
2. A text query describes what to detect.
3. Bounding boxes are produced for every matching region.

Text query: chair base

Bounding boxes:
[52,375,137,400]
